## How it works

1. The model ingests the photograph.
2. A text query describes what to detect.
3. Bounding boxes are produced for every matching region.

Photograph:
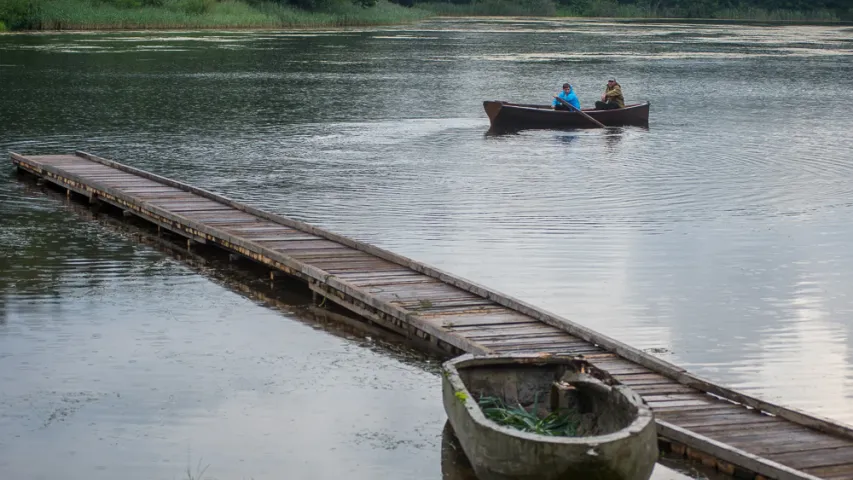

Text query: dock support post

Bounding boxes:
[88,194,103,212]
[66,188,71,198]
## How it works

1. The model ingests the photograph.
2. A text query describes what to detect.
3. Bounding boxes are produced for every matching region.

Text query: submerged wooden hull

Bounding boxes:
[484,101,650,131]
[442,354,658,480]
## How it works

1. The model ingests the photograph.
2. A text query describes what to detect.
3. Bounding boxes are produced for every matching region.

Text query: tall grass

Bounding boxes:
[34,0,273,29]
[552,0,843,21]
[421,0,555,16]
[421,0,845,21]
[713,7,840,22]
[554,0,658,18]
[0,0,430,30]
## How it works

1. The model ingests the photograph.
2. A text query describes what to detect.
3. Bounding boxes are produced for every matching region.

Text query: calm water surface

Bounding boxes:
[1,18,852,479]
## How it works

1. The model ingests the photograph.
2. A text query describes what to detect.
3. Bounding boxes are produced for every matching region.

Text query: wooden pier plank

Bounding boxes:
[441,319,546,329]
[12,151,853,480]
[769,446,853,470]
[803,463,853,480]
[726,432,852,456]
[627,384,700,396]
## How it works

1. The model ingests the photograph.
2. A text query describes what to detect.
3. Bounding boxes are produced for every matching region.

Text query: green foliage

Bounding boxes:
[420,0,556,16]
[253,0,378,11]
[0,19,6,30]
[1,0,844,30]
[552,0,848,18]
[478,395,582,437]
[96,0,215,12]
[5,0,428,30]
[93,0,167,7]
[0,0,42,29]
[559,0,617,16]
[421,0,849,20]
[180,0,217,14]
[714,5,840,20]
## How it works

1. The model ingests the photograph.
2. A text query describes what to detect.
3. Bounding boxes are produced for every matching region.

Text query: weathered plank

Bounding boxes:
[453,325,567,338]
[769,446,853,470]
[13,150,853,480]
[803,463,853,480]
[729,432,852,456]
[627,384,700,396]
[653,403,738,414]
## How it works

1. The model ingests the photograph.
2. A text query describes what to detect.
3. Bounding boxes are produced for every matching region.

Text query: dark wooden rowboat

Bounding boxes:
[484,100,650,131]
[442,354,658,480]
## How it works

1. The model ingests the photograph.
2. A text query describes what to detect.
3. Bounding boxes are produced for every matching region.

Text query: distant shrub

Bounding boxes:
[0,0,41,29]
[92,0,168,8]
[421,0,556,15]
[180,0,217,13]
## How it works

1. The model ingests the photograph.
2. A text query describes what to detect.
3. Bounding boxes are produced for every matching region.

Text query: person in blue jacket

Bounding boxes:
[552,83,580,110]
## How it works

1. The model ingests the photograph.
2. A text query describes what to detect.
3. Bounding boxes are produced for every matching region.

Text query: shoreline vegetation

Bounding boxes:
[0,0,849,32]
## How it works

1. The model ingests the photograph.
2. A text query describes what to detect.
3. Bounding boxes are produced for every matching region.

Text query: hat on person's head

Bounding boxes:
[607,78,616,82]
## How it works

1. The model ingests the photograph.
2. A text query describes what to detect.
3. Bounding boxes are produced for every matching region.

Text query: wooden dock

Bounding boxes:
[11,151,853,480]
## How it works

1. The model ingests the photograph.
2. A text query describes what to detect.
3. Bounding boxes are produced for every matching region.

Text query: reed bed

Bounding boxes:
[421,0,843,22]
[420,0,555,16]
[713,7,840,21]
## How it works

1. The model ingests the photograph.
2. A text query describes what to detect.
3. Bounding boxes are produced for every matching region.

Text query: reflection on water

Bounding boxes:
[440,421,725,480]
[0,180,704,480]
[441,423,478,480]
[0,180,450,480]
[1,17,853,478]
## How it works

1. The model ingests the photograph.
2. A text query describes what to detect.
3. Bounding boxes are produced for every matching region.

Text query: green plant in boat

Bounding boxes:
[478,394,581,437]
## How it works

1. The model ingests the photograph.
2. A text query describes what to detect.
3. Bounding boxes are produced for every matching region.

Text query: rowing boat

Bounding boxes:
[484,100,650,131]
[442,353,658,480]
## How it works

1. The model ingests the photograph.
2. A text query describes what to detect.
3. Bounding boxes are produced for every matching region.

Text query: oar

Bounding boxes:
[555,97,606,128]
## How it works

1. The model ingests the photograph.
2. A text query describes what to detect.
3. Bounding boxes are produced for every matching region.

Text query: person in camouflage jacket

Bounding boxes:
[595,79,625,110]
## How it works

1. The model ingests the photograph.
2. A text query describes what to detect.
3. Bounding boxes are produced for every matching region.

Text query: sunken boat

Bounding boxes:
[441,354,657,480]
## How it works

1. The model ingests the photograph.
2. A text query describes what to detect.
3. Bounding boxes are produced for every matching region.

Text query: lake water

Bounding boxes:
[1,18,852,479]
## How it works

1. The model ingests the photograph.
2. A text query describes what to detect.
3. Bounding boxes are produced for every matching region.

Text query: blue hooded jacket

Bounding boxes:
[553,85,580,110]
